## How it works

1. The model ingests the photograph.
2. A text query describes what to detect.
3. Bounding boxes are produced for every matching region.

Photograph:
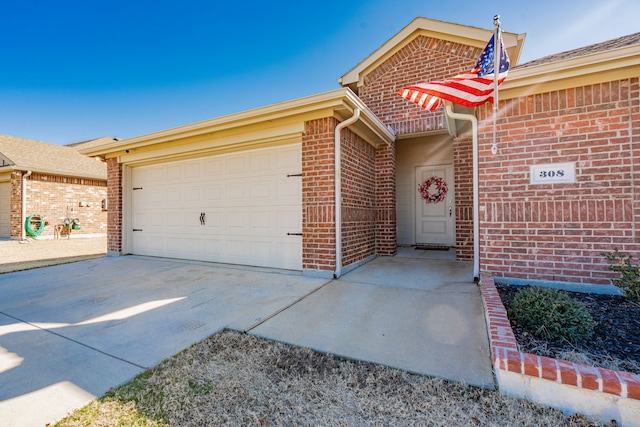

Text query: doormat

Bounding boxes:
[415,245,450,251]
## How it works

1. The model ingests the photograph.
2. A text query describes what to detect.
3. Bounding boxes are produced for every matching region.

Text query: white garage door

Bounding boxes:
[131,144,302,270]
[0,181,10,238]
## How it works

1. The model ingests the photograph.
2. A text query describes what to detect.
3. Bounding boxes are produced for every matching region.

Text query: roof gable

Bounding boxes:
[339,17,526,92]
[0,134,106,180]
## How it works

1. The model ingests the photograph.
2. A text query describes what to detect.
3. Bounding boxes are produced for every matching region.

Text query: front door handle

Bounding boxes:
[449,206,452,217]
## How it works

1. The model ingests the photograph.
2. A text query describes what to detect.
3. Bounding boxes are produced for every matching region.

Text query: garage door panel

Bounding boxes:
[134,166,164,184]
[277,211,301,231]
[131,144,302,270]
[133,235,165,255]
[167,164,182,180]
[184,188,201,202]
[166,188,182,203]
[226,183,246,202]
[276,147,300,169]
[205,186,223,202]
[226,212,246,229]
[276,178,300,200]
[147,212,166,227]
[204,158,222,176]
[166,237,202,257]
[226,157,246,176]
[250,181,272,200]
[183,161,202,178]
[133,234,302,271]
[250,152,271,171]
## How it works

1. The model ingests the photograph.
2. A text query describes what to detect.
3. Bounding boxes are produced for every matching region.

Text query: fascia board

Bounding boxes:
[81,89,356,156]
[342,89,396,145]
[0,165,105,181]
[118,124,304,166]
[86,88,394,159]
[0,171,13,182]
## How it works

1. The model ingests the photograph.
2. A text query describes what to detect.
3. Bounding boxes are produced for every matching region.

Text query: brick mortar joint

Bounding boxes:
[479,277,640,400]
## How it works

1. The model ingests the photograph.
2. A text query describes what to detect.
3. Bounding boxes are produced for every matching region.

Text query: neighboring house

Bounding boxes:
[0,134,109,240]
[80,17,640,285]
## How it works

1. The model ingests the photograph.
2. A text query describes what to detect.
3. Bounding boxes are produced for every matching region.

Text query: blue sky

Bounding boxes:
[2,0,638,145]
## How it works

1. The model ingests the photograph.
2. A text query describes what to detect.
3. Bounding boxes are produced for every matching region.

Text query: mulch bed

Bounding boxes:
[495,282,640,375]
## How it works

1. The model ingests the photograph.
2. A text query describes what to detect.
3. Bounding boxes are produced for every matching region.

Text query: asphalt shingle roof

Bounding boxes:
[515,32,640,69]
[0,134,107,180]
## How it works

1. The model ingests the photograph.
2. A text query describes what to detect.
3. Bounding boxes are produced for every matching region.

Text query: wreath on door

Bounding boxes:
[418,176,448,203]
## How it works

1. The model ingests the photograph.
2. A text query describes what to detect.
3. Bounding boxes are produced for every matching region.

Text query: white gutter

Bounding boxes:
[334,108,361,278]
[21,170,32,241]
[444,103,480,280]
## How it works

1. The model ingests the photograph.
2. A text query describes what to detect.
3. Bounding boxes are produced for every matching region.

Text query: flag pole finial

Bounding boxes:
[493,15,500,28]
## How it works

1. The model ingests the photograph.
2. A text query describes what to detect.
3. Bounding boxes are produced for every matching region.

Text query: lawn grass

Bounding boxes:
[55,330,604,427]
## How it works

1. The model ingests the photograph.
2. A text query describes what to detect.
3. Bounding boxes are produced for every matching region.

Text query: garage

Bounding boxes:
[130,144,302,270]
[0,180,10,238]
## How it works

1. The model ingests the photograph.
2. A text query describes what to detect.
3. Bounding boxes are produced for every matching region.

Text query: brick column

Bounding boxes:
[9,172,23,239]
[453,136,474,260]
[106,158,122,254]
[375,142,397,256]
[302,117,337,274]
[630,78,640,242]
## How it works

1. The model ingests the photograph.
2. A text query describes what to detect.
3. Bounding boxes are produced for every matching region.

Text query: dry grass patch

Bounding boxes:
[56,330,604,426]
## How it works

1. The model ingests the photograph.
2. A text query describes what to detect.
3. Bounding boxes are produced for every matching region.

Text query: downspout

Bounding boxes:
[334,108,361,279]
[444,103,480,281]
[21,170,32,241]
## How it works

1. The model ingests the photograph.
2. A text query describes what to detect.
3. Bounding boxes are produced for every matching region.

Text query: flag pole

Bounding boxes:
[491,15,500,155]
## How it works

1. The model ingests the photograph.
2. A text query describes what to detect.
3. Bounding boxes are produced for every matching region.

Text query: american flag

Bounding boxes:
[398,30,510,110]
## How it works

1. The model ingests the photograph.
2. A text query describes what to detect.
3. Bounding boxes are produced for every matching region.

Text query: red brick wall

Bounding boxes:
[356,35,478,257]
[9,172,22,237]
[376,141,397,255]
[341,127,376,265]
[302,118,337,272]
[357,35,482,137]
[106,158,123,253]
[26,173,107,238]
[477,78,640,284]
[453,136,474,259]
[9,171,107,239]
[302,117,397,274]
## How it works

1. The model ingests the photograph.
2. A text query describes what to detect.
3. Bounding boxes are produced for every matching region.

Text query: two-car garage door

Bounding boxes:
[131,144,302,270]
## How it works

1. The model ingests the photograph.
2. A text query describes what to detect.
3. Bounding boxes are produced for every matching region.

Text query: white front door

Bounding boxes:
[415,165,455,245]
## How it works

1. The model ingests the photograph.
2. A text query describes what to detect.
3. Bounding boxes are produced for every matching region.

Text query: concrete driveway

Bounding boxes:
[0,251,492,426]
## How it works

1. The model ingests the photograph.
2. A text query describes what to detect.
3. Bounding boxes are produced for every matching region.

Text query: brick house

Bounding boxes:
[0,134,109,240]
[81,17,640,285]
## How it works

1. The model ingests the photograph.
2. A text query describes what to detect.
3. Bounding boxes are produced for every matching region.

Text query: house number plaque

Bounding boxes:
[530,162,575,184]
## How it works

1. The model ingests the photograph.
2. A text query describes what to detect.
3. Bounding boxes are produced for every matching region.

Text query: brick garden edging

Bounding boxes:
[479,276,640,426]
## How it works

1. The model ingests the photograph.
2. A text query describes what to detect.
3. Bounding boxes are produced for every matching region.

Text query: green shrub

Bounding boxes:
[602,248,640,304]
[510,286,595,344]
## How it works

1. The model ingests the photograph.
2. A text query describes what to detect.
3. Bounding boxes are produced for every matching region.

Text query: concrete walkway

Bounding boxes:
[0,248,492,426]
[250,253,493,388]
